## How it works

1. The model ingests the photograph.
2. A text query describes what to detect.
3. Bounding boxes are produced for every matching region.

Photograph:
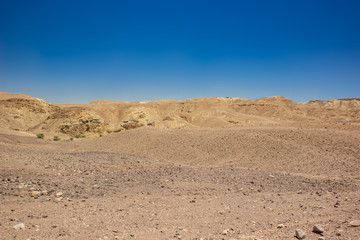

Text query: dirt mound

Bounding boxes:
[0,92,359,138]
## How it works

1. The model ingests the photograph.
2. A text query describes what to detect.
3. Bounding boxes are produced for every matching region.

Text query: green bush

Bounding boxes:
[53,136,60,141]
[36,133,44,139]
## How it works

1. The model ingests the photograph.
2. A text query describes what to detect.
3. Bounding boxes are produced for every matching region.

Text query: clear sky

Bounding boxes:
[1,0,359,103]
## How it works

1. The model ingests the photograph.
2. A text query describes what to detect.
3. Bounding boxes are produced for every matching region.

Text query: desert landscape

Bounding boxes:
[0,92,359,239]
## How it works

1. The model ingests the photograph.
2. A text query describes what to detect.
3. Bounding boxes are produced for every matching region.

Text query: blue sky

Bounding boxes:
[0,0,359,103]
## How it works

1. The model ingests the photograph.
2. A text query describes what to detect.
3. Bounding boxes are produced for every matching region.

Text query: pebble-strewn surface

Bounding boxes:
[1,123,359,239]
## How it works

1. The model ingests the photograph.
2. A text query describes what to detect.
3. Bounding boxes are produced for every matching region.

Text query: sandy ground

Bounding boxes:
[1,123,359,239]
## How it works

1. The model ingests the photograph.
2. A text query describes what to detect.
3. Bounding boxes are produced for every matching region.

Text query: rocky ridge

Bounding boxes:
[1,92,359,139]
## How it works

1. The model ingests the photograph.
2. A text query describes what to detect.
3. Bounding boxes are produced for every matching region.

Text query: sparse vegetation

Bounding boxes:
[75,134,86,139]
[36,133,44,139]
[53,136,60,141]
[69,137,73,141]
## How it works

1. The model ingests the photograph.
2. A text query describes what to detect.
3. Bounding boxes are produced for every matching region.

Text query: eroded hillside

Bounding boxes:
[0,92,359,139]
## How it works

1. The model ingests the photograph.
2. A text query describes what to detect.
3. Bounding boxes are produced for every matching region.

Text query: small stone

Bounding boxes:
[318,237,325,240]
[222,229,230,235]
[41,190,48,195]
[313,224,324,233]
[221,228,234,235]
[277,224,285,228]
[13,223,25,230]
[55,197,63,202]
[31,191,41,197]
[55,192,63,197]
[295,229,306,239]
[349,220,360,227]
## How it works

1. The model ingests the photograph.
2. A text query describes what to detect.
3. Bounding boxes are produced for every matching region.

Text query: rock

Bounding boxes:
[174,231,181,239]
[313,224,324,233]
[31,191,41,197]
[318,237,325,240]
[55,197,63,202]
[295,229,306,239]
[55,192,63,197]
[13,223,25,230]
[349,220,360,227]
[222,228,234,235]
[277,224,285,228]
[41,190,48,195]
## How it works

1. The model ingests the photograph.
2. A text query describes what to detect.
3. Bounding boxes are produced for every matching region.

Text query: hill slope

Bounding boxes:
[0,92,359,138]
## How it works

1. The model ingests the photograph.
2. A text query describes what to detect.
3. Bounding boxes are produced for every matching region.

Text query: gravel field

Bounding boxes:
[1,123,359,239]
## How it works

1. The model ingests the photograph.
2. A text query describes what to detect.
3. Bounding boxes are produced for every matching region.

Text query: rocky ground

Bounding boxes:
[0,123,359,239]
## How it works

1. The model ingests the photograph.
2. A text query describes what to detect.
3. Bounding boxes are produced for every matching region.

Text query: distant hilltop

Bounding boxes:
[0,92,359,139]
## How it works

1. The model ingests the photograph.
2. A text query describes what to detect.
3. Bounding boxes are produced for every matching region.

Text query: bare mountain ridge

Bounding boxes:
[0,92,359,138]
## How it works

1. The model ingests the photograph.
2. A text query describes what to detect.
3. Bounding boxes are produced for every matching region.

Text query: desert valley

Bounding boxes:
[0,92,359,239]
